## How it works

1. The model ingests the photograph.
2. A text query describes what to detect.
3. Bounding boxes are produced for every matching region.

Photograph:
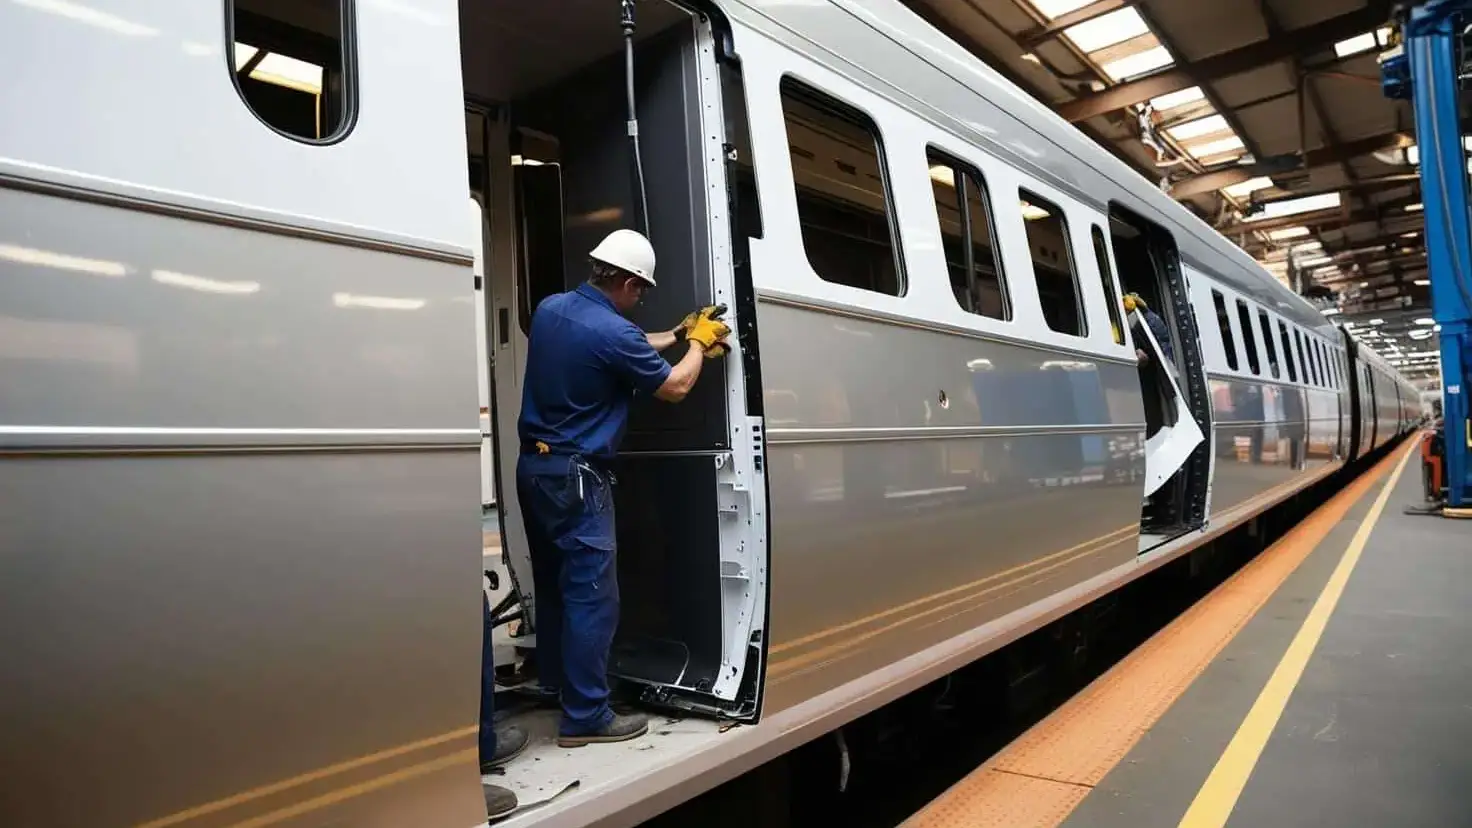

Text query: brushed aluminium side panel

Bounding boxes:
[0,187,478,432]
[0,193,484,827]
[756,301,1145,713]
[1205,376,1328,517]
[0,452,486,828]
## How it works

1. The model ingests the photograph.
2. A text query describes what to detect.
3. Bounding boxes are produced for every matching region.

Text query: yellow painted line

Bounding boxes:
[134,726,477,828]
[1177,435,1421,828]
[769,532,1126,682]
[768,524,1138,656]
[224,749,477,828]
[899,439,1415,828]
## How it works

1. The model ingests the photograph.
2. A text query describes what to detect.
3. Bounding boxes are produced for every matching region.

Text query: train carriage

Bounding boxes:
[0,0,1422,826]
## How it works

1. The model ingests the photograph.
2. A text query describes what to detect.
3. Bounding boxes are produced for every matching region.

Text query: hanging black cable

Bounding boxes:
[621,0,651,238]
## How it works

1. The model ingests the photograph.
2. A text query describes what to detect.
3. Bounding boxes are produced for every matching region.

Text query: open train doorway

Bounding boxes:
[1107,205,1212,548]
[463,0,769,738]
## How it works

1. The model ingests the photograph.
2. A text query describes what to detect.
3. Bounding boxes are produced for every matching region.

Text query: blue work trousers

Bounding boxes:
[478,591,497,767]
[515,452,620,735]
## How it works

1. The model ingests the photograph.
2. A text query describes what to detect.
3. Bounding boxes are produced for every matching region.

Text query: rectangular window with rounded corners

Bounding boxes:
[1278,321,1298,382]
[1019,190,1085,337]
[1257,309,1280,379]
[1212,290,1239,371]
[228,0,355,143]
[1235,299,1261,375]
[925,148,1009,320]
[1293,329,1309,385]
[1091,226,1124,344]
[780,77,904,297]
[1312,340,1325,386]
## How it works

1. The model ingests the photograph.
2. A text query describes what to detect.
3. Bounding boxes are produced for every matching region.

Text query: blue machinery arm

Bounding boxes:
[1381,0,1472,509]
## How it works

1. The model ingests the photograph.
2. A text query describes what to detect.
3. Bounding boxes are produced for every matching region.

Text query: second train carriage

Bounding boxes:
[0,0,1424,826]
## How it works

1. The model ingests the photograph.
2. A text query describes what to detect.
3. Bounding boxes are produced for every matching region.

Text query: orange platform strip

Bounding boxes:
[899,439,1420,828]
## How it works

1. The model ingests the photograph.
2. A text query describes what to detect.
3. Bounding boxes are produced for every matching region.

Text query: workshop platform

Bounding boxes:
[902,435,1472,828]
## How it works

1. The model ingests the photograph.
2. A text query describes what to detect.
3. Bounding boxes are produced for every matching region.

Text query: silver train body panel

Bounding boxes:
[0,0,1422,826]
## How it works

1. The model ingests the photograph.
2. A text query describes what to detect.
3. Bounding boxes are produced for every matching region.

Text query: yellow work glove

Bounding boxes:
[704,341,729,359]
[675,304,727,340]
[685,315,731,351]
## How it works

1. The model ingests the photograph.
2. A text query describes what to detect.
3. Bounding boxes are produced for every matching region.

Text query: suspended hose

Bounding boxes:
[621,0,651,239]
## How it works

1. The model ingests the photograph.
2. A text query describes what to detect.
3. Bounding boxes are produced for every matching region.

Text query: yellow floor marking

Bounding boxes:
[134,726,477,828]
[1177,436,1421,828]
[899,440,1414,828]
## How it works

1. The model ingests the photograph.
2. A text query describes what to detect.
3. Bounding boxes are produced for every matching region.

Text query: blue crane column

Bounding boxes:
[1382,0,1472,508]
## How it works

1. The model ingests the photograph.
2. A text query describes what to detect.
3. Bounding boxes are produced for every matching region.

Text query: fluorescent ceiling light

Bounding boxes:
[1297,255,1332,267]
[1406,203,1423,212]
[1063,8,1149,52]
[1020,200,1051,221]
[1190,135,1245,158]
[151,269,261,295]
[1409,329,1433,339]
[233,44,323,95]
[1168,114,1230,142]
[1101,46,1173,81]
[1249,192,1341,221]
[1321,307,1342,315]
[1334,31,1377,58]
[1268,226,1311,240]
[1293,240,1324,253]
[0,243,127,277]
[928,165,955,187]
[1223,176,1274,198]
[1415,278,1430,285]
[1415,317,1436,325]
[1149,86,1205,111]
[1031,0,1093,18]
[1369,318,1385,325]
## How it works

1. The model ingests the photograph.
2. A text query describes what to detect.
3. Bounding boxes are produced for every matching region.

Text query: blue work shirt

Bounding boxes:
[1141,307,1174,362]
[517,283,673,462]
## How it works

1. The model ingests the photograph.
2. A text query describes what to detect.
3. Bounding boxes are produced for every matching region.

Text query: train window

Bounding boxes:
[1293,329,1310,385]
[1234,299,1261,375]
[1278,321,1298,382]
[925,148,1009,320]
[1211,290,1239,370]
[1257,309,1280,379]
[1091,226,1125,344]
[227,0,356,143]
[1312,340,1325,386]
[1019,190,1085,337]
[780,77,905,297]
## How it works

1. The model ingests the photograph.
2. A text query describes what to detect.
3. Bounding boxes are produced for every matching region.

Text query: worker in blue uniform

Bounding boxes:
[1125,292,1174,363]
[516,228,732,747]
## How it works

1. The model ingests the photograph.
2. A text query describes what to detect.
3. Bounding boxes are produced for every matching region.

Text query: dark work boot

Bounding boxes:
[479,724,529,773]
[557,712,650,748]
[484,783,518,821]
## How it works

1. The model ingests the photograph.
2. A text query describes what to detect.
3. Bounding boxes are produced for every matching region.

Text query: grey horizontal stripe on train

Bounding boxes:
[0,167,475,266]
[0,426,481,453]
[755,290,1138,367]
[766,423,1143,445]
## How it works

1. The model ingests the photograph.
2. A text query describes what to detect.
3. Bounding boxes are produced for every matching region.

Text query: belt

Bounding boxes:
[522,442,615,475]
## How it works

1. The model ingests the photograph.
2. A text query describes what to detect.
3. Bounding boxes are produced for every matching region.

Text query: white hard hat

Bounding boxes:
[589,229,657,286]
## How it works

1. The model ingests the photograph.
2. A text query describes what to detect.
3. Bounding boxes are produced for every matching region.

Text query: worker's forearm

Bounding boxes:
[670,343,705,391]
[647,329,678,352]
[655,343,705,402]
